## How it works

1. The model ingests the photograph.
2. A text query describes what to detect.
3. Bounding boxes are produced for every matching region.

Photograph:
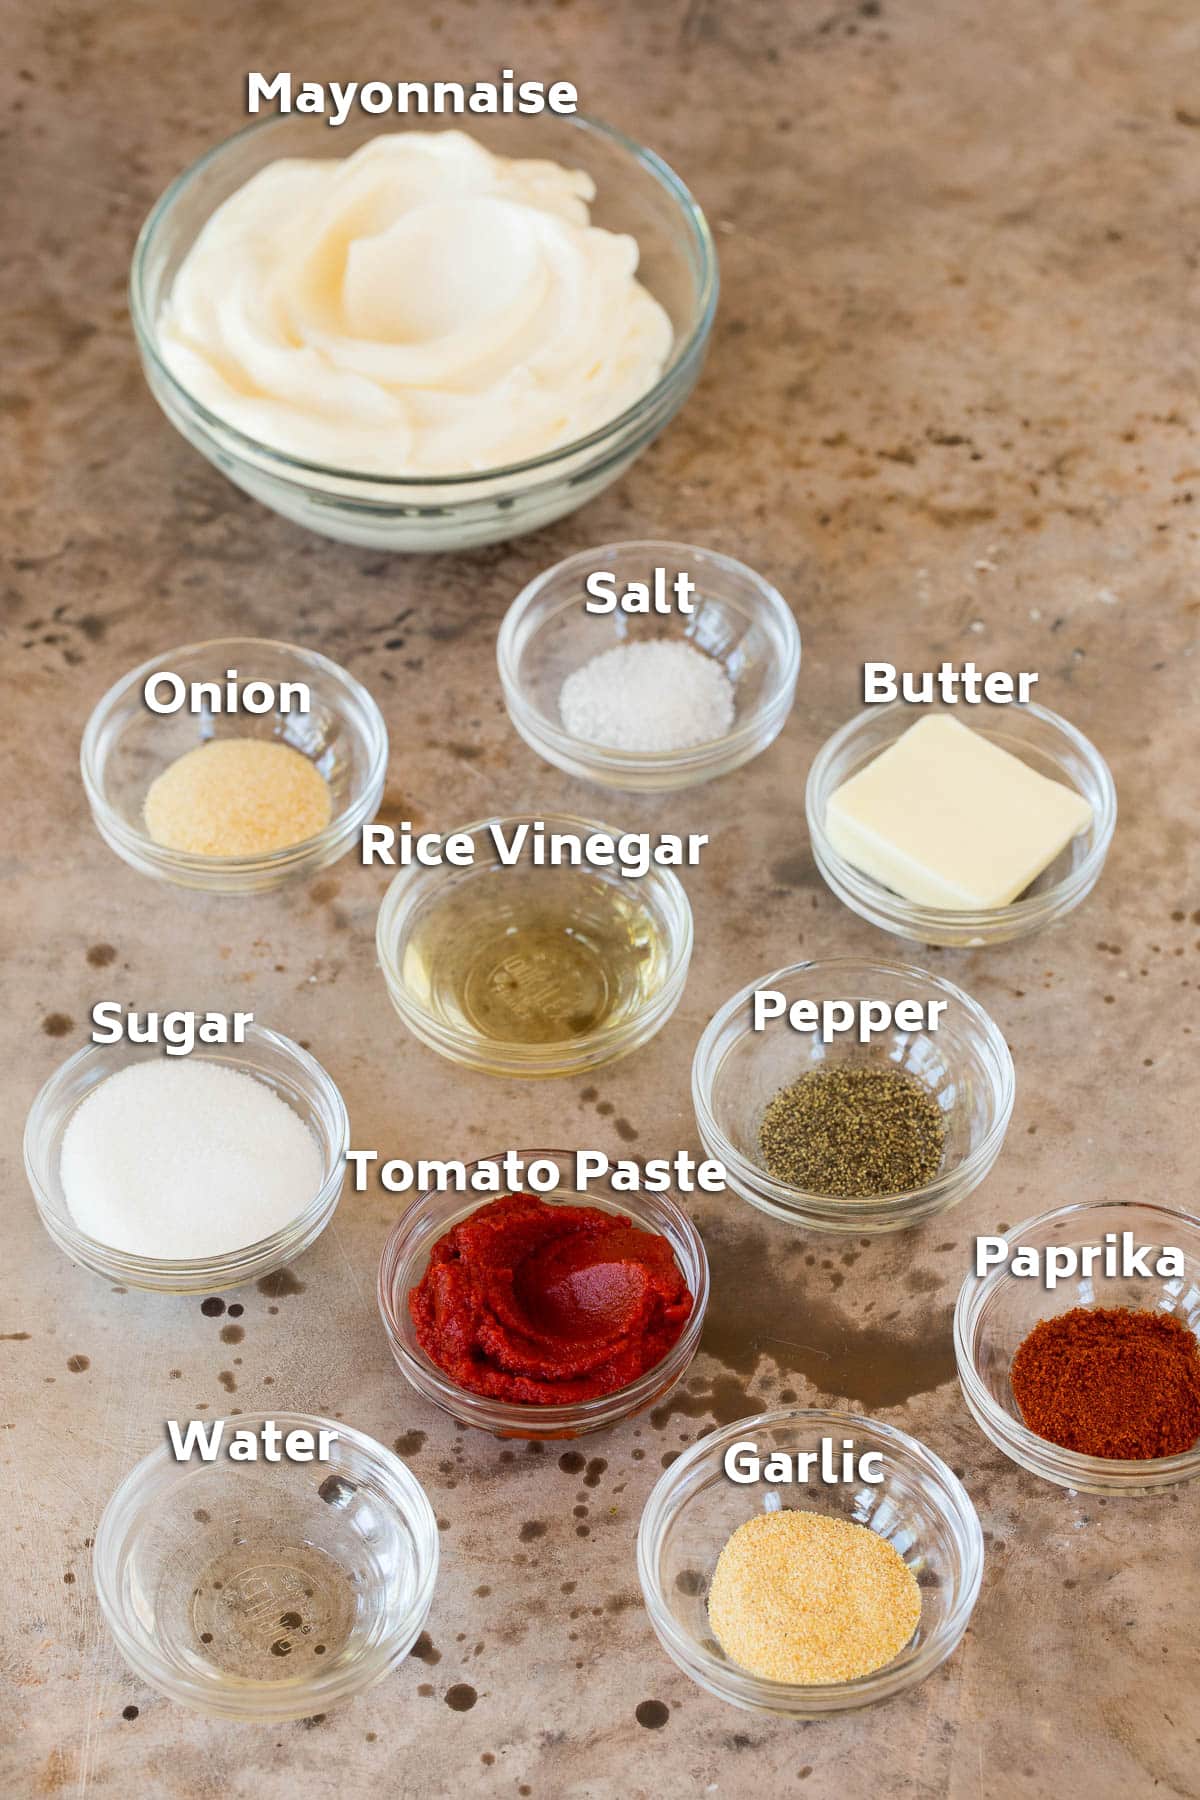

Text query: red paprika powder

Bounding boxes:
[1010,1305,1200,1460]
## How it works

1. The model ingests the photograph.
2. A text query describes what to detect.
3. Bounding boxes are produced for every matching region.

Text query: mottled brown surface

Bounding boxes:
[3,0,1199,1795]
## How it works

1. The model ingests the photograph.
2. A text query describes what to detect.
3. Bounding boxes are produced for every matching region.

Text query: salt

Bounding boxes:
[60,1060,325,1259]
[559,639,735,754]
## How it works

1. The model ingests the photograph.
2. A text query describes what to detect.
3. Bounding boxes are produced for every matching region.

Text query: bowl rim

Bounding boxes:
[805,698,1117,935]
[636,1405,985,1711]
[691,955,1016,1217]
[93,1410,439,1715]
[495,538,802,774]
[130,110,719,488]
[954,1197,1200,1484]
[80,634,389,876]
[24,1025,350,1283]
[376,1148,710,1433]
[375,809,695,1072]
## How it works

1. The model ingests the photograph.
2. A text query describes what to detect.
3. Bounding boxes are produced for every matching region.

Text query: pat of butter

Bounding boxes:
[825,715,1093,910]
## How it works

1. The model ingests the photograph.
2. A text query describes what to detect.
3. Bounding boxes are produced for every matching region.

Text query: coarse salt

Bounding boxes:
[559,639,735,754]
[60,1059,325,1259]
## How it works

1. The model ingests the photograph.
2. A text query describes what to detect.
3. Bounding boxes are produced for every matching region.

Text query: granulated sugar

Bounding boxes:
[559,640,735,753]
[60,1060,324,1259]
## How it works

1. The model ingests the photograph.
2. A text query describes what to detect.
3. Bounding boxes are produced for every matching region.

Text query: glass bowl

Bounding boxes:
[637,1407,984,1715]
[130,112,718,550]
[24,1026,349,1293]
[496,541,800,791]
[377,1149,709,1439]
[805,699,1116,947]
[81,637,387,894]
[94,1413,438,1722]
[692,957,1014,1234]
[955,1199,1200,1495]
[375,812,694,1078]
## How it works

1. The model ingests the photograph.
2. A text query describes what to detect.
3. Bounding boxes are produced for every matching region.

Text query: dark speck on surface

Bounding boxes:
[66,1355,89,1373]
[445,1683,477,1711]
[200,1297,225,1317]
[42,1012,73,1037]
[636,1699,670,1729]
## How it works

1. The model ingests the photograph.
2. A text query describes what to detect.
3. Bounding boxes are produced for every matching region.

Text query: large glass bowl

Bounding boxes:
[955,1199,1200,1495]
[637,1408,984,1715]
[130,112,718,550]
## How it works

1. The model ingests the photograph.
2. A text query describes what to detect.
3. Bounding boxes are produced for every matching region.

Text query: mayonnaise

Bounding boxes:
[157,132,673,475]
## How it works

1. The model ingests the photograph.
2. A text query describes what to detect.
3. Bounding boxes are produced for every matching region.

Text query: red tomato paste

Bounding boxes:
[409,1193,694,1405]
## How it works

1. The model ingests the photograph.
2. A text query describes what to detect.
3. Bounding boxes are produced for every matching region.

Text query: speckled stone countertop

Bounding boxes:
[3,1,1199,1795]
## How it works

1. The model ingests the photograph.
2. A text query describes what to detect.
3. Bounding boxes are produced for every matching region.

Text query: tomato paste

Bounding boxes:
[409,1193,694,1405]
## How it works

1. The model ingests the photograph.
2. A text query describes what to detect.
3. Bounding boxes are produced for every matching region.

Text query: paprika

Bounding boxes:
[1010,1305,1200,1460]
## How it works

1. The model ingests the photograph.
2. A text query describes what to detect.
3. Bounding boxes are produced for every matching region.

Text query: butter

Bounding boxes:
[825,714,1093,910]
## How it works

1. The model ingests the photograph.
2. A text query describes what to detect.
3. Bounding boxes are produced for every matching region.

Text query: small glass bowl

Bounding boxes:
[377,1150,709,1439]
[94,1413,438,1722]
[24,1026,349,1293]
[375,812,694,1078]
[496,541,800,791]
[637,1407,984,1715]
[955,1199,1200,1495]
[805,699,1116,947]
[81,637,388,894]
[692,957,1014,1234]
[130,112,717,551]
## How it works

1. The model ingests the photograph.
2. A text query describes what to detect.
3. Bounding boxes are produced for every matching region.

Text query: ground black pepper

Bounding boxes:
[758,1064,946,1197]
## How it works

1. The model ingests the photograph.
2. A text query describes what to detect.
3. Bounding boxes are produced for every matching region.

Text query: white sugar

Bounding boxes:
[559,639,736,754]
[60,1060,324,1259]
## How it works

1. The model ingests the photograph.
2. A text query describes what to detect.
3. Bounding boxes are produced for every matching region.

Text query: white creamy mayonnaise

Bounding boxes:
[157,132,673,475]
